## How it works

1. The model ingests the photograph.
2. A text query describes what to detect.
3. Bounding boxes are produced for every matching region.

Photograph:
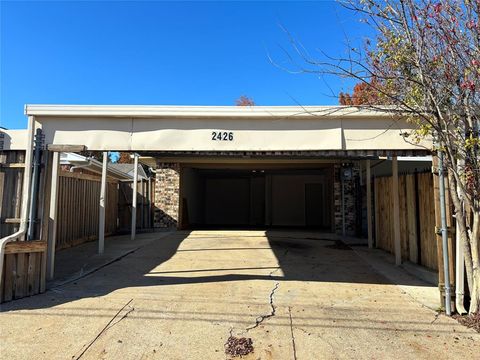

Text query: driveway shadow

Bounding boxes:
[1,230,431,312]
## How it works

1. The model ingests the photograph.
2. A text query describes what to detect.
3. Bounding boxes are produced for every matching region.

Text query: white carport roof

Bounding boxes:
[20,104,432,153]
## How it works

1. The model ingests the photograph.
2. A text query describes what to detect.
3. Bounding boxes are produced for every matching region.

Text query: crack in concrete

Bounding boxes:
[246,282,279,331]
[288,306,297,360]
[73,299,134,359]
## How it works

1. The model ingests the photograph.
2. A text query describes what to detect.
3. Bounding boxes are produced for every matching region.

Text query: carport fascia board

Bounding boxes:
[24,104,432,152]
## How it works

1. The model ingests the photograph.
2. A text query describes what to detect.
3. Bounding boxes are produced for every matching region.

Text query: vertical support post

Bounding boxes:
[131,153,139,241]
[438,150,452,315]
[366,160,373,248]
[341,168,346,237]
[98,152,108,254]
[47,152,59,280]
[392,156,402,265]
[147,177,152,228]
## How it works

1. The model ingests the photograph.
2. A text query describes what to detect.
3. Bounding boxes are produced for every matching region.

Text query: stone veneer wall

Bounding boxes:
[333,163,359,236]
[154,162,180,228]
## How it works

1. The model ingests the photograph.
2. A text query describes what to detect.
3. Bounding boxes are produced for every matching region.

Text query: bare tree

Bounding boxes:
[283,0,479,313]
[235,95,256,106]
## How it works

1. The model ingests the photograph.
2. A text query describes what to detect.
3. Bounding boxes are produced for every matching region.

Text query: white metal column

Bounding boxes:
[98,152,108,254]
[392,156,401,265]
[131,153,139,240]
[47,152,60,280]
[366,160,373,248]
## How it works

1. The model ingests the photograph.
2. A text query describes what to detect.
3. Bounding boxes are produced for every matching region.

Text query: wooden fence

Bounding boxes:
[0,151,25,237]
[1,151,47,302]
[2,241,47,302]
[55,172,119,250]
[1,149,154,302]
[374,172,438,270]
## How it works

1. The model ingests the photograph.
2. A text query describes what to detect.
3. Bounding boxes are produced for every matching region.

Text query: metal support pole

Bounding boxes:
[98,152,108,254]
[341,167,346,237]
[438,150,452,315]
[392,156,402,265]
[148,177,152,228]
[131,153,139,240]
[27,128,43,240]
[47,152,59,280]
[366,160,373,248]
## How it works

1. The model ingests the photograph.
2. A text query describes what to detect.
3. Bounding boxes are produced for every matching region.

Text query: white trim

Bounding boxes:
[25,104,396,119]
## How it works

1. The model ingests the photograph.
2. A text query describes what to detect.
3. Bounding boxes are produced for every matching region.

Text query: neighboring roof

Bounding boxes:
[0,129,27,150]
[24,104,396,119]
[109,163,148,180]
[60,153,133,181]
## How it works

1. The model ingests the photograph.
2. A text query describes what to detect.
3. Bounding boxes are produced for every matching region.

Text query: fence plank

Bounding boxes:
[375,172,438,270]
[405,174,418,263]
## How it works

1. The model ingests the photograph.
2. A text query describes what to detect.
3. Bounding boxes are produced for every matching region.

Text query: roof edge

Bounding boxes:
[25,104,399,119]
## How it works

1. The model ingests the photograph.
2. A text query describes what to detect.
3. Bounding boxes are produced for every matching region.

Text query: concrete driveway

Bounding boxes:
[0,230,478,359]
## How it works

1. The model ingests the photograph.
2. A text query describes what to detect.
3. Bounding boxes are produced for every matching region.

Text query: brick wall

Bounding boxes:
[154,162,180,228]
[154,159,360,233]
[333,163,359,236]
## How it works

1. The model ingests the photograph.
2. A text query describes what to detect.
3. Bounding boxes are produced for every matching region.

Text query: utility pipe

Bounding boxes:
[27,128,43,240]
[0,116,35,291]
[131,153,139,240]
[438,149,452,315]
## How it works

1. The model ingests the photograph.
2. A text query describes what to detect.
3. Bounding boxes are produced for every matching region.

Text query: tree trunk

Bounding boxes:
[469,211,480,314]
[448,172,474,293]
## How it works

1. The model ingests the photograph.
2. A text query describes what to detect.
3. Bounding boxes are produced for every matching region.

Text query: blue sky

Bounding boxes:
[1,1,368,129]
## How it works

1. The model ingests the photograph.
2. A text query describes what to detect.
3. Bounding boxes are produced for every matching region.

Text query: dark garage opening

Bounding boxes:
[180,165,334,231]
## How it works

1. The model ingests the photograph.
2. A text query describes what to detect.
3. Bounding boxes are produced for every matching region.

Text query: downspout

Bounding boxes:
[0,115,36,289]
[27,128,43,240]
[438,149,452,315]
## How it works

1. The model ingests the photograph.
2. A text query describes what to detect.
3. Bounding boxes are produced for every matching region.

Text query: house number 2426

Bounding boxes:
[211,131,234,141]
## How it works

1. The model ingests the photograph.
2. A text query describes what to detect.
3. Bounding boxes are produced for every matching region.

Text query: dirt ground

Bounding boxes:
[0,230,478,359]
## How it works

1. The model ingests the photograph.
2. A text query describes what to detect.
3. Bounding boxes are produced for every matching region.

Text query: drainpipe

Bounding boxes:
[0,115,35,289]
[438,149,452,315]
[27,129,43,240]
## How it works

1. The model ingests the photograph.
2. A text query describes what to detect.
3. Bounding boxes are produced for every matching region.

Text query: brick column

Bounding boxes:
[333,163,359,236]
[154,162,180,228]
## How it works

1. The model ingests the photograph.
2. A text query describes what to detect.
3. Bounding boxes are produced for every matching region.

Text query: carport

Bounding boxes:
[179,163,334,230]
[0,105,435,303]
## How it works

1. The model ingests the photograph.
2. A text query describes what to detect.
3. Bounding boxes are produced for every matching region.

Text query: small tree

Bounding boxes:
[339,79,383,105]
[235,95,255,106]
[284,0,479,313]
[117,152,132,164]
